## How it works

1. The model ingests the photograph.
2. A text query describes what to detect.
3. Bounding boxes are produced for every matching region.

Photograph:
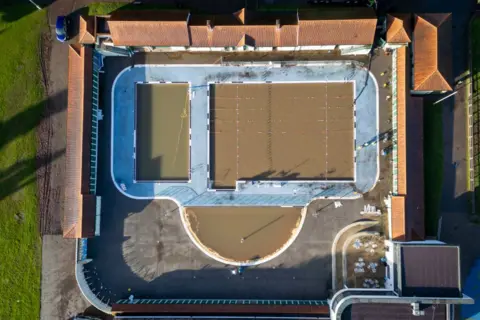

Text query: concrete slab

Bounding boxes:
[41,235,90,320]
[110,61,379,205]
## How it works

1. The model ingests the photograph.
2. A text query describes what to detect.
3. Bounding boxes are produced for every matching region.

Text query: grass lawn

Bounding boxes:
[88,2,176,15]
[471,17,480,215]
[424,101,443,237]
[88,2,127,15]
[0,4,46,319]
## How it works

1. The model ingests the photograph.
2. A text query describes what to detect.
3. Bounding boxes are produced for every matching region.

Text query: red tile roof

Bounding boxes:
[79,15,96,44]
[396,46,407,195]
[394,47,425,241]
[107,10,190,46]
[386,14,411,43]
[413,14,452,91]
[64,45,96,239]
[106,8,377,47]
[391,196,406,241]
[297,19,377,46]
[210,26,245,47]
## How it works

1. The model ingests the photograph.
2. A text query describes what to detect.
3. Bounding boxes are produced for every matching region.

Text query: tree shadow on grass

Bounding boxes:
[0,89,66,152]
[0,149,64,201]
[0,1,49,24]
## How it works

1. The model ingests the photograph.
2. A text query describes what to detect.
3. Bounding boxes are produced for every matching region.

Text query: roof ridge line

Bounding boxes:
[414,69,436,91]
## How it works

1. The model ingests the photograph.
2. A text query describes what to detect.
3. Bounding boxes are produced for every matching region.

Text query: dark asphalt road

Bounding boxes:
[83,55,368,303]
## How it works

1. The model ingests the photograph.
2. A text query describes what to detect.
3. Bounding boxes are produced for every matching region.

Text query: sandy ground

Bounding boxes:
[41,236,90,320]
[136,83,189,181]
[184,207,303,263]
[210,83,354,188]
[345,234,385,289]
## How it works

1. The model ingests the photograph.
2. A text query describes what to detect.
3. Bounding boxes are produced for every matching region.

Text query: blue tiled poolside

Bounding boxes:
[111,62,379,206]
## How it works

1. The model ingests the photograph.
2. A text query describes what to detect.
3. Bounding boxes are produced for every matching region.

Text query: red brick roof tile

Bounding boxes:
[108,11,190,46]
[297,19,377,46]
[413,14,452,91]
[65,45,96,239]
[386,14,411,43]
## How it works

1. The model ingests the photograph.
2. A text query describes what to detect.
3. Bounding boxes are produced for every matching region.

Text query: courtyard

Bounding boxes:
[81,50,393,305]
[111,61,378,205]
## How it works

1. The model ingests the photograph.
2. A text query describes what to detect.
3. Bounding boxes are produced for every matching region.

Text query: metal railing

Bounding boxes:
[391,49,398,195]
[89,51,103,194]
[116,299,329,306]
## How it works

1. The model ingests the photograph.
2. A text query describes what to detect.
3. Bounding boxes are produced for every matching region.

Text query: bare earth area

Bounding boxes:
[184,207,303,263]
[135,83,190,181]
[210,82,354,188]
[345,234,386,289]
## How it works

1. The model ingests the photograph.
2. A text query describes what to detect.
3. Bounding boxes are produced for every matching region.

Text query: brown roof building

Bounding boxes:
[386,14,412,43]
[108,10,190,46]
[79,15,96,44]
[297,9,377,46]
[392,46,425,241]
[64,45,96,238]
[413,14,452,91]
[105,8,377,48]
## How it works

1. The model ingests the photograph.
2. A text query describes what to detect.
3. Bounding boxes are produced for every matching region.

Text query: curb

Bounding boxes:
[331,220,378,292]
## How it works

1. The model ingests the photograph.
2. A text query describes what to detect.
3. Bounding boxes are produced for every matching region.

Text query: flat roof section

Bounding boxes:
[135,83,190,181]
[347,303,446,320]
[209,82,354,189]
[400,245,461,298]
[183,207,303,264]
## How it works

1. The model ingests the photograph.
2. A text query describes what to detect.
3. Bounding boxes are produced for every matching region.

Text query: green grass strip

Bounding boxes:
[88,2,177,15]
[0,5,46,319]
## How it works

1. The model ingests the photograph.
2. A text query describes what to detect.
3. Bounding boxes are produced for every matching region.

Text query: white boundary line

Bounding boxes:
[372,70,381,191]
[206,81,212,187]
[133,62,358,68]
[132,81,192,184]
[353,80,357,183]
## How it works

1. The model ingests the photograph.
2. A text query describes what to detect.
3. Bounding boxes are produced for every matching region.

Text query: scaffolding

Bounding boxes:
[89,51,103,194]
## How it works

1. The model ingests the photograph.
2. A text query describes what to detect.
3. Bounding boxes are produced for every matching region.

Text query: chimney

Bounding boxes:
[206,19,213,31]
[276,19,281,30]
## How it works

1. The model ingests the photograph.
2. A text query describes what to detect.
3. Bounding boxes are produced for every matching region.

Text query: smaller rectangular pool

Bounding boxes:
[135,83,190,181]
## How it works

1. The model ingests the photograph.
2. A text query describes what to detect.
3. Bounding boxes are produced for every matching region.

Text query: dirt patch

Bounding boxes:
[210,82,354,188]
[345,234,386,289]
[184,207,304,263]
[135,83,189,181]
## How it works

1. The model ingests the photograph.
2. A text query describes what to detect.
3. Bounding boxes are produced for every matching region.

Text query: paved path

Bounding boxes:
[41,236,90,320]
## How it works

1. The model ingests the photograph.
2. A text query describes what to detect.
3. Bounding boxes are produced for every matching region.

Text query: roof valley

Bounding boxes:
[106,8,377,47]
